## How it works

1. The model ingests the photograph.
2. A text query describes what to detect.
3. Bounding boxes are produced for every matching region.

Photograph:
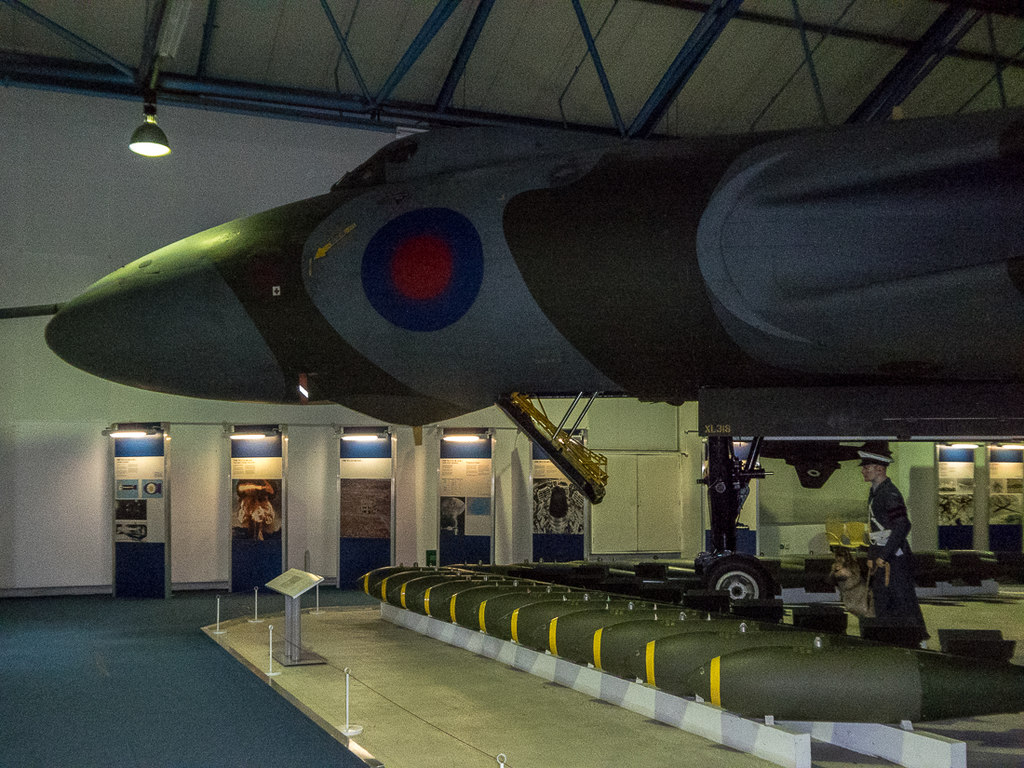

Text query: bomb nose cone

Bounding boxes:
[45,234,289,402]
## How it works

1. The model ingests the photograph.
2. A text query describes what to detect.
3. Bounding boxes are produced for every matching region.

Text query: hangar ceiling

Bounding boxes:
[1,0,1023,139]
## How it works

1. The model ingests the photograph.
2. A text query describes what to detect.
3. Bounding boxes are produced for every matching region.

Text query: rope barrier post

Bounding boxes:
[249,586,265,623]
[266,624,281,677]
[212,595,226,635]
[340,667,363,736]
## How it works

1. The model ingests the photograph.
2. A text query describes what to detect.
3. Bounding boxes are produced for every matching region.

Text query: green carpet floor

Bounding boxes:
[0,589,377,767]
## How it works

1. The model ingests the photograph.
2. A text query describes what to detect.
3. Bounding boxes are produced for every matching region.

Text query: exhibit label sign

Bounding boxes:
[937,445,975,550]
[230,427,285,592]
[112,430,169,598]
[339,432,394,588]
[439,433,493,565]
[532,439,585,562]
[989,446,1023,552]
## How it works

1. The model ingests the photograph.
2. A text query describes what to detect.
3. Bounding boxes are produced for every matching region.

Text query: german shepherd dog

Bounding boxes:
[827,548,875,618]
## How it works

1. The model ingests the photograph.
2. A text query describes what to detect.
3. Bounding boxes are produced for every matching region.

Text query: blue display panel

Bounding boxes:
[439,433,492,566]
[937,446,976,551]
[339,433,393,588]
[114,543,167,598]
[230,429,284,592]
[112,431,168,598]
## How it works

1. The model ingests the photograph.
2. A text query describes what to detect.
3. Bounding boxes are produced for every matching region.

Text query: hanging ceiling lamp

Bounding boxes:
[129,98,171,157]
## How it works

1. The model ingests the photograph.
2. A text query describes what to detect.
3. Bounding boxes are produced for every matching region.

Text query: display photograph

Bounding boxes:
[231,479,282,540]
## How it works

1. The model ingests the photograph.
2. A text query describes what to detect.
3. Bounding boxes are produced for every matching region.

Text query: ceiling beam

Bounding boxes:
[571,0,625,136]
[627,0,743,138]
[435,0,494,111]
[196,0,219,79]
[320,0,371,104]
[0,52,625,137]
[0,0,134,79]
[642,0,1024,70]
[847,6,984,123]
[376,0,460,104]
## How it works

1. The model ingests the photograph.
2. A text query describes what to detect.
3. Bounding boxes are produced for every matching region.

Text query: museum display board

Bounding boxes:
[112,426,170,598]
[937,445,975,549]
[338,429,394,589]
[531,438,586,562]
[230,426,285,592]
[438,431,494,566]
[988,446,1024,552]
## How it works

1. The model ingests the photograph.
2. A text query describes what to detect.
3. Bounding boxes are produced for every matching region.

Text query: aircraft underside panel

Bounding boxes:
[698,383,1024,439]
[697,108,1024,381]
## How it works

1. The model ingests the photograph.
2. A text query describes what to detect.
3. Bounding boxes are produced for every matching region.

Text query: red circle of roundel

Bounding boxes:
[390,234,454,300]
[362,208,483,332]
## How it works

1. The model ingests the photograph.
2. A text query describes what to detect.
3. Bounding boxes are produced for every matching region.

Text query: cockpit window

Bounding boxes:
[331,136,419,192]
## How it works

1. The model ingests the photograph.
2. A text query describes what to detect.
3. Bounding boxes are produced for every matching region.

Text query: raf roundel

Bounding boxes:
[362,208,484,332]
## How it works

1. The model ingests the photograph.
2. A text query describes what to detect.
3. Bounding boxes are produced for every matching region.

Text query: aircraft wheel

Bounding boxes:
[706,557,771,601]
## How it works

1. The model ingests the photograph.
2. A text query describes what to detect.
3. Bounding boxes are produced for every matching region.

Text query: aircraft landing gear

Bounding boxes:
[705,553,772,600]
[696,435,776,599]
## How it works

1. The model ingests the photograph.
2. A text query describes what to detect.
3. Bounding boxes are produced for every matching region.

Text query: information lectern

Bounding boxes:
[265,568,326,666]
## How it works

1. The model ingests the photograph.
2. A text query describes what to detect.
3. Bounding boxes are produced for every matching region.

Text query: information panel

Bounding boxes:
[113,430,169,598]
[989,447,1023,552]
[230,427,284,592]
[937,445,975,550]
[439,433,493,566]
[338,432,394,589]
[531,440,585,562]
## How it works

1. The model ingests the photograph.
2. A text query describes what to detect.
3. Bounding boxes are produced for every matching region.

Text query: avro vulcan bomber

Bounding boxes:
[42,107,1024,582]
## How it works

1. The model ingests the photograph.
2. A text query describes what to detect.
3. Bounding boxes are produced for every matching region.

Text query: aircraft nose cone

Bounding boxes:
[45,236,289,401]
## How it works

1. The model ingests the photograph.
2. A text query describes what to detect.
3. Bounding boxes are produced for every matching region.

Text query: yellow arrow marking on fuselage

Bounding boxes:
[315,223,357,260]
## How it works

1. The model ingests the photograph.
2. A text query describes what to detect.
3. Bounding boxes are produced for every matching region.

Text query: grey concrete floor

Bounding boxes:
[206,588,1024,768]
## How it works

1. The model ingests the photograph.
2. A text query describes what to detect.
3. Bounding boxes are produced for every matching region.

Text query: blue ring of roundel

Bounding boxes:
[361,207,484,332]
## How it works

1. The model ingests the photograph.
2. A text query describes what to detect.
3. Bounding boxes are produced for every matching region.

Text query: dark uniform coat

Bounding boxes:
[868,477,926,629]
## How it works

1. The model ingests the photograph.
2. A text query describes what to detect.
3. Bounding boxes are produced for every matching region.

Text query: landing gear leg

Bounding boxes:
[703,436,763,555]
[697,436,775,599]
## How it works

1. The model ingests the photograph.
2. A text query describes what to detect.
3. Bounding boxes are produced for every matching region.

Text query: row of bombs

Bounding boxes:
[363,565,1024,723]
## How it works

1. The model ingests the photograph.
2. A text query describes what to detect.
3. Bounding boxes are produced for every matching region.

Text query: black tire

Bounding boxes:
[706,556,773,601]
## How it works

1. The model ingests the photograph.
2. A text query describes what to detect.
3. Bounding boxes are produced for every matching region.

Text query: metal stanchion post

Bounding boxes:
[266,625,281,677]
[340,668,363,736]
[249,586,264,623]
[212,595,227,635]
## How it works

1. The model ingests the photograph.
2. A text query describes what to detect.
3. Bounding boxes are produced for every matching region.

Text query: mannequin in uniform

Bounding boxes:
[858,447,927,633]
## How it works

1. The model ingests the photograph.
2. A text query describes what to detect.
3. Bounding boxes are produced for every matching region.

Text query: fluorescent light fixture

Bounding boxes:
[442,429,488,442]
[999,444,1024,450]
[229,425,279,440]
[341,426,389,441]
[105,423,161,438]
[948,443,979,450]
